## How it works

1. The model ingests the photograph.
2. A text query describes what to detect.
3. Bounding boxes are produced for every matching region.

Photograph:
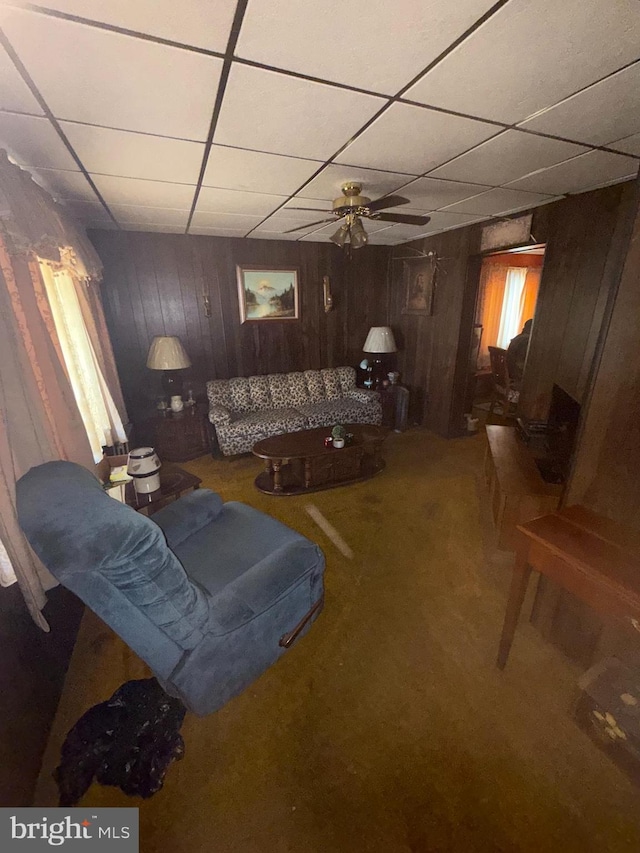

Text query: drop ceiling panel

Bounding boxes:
[91,174,197,207]
[406,0,640,124]
[190,211,264,230]
[334,103,497,174]
[397,176,492,210]
[37,0,238,52]
[251,212,336,235]
[518,62,640,147]
[409,210,489,233]
[203,146,322,196]
[505,150,639,195]
[442,187,557,215]
[280,198,333,215]
[236,0,497,94]
[196,186,285,216]
[429,130,588,186]
[31,167,97,200]
[298,164,413,202]
[246,232,299,241]
[0,113,79,169]
[1,8,222,139]
[610,133,640,157]
[0,47,43,113]
[188,226,252,238]
[213,64,385,160]
[60,122,205,183]
[109,205,190,227]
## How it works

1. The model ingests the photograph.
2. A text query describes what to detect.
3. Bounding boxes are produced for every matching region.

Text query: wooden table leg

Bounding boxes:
[497,548,532,670]
[272,459,283,493]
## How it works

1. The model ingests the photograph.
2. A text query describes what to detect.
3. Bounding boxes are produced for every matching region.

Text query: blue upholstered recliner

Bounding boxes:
[16,461,325,716]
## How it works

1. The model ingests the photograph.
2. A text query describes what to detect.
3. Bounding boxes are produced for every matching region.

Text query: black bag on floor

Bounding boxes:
[54,678,186,806]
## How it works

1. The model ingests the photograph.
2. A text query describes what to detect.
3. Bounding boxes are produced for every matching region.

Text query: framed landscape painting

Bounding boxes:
[237,265,300,323]
[402,256,436,316]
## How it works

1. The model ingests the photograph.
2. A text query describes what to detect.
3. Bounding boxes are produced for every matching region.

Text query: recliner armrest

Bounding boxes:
[153,489,224,549]
[209,404,232,425]
[345,388,380,404]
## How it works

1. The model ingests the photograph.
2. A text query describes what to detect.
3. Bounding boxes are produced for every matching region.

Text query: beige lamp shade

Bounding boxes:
[146,336,191,370]
[363,326,397,353]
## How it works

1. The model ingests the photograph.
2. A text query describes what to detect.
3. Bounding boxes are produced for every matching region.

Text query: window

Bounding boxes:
[39,262,126,462]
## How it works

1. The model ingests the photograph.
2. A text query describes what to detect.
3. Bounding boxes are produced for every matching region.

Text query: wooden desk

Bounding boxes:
[497,505,640,669]
[484,425,562,550]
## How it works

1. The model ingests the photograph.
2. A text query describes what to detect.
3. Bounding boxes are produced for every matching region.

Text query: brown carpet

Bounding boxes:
[35,429,640,852]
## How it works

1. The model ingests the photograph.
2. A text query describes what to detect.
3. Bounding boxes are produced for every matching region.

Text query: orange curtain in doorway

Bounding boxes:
[476,264,508,368]
[518,267,540,329]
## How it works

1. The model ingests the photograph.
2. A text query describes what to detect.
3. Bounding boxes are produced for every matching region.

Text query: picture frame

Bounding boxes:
[236,265,300,323]
[402,256,436,316]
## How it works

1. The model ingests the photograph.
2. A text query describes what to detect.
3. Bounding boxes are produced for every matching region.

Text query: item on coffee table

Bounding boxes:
[331,424,346,449]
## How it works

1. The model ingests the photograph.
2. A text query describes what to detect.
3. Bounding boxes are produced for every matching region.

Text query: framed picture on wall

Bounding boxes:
[402,256,436,316]
[236,265,300,323]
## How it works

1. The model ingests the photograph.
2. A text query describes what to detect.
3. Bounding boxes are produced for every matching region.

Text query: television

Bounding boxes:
[547,383,581,482]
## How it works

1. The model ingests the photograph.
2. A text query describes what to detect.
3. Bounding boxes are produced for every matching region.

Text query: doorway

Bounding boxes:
[468,244,546,422]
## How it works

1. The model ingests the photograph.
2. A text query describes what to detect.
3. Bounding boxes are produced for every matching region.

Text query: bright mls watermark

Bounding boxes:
[1,809,138,850]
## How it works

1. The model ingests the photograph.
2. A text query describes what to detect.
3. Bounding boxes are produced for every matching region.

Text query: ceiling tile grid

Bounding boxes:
[0,0,638,243]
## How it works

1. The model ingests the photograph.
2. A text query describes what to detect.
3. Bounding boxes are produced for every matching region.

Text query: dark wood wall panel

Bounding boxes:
[518,183,627,419]
[91,230,391,424]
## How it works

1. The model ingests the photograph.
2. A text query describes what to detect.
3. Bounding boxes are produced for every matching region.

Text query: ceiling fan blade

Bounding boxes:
[375,212,431,226]
[285,206,333,213]
[366,194,410,212]
[283,218,336,233]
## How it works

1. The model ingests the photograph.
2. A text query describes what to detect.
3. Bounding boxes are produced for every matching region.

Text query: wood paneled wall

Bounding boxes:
[567,175,640,529]
[518,182,633,420]
[389,182,634,436]
[91,231,392,424]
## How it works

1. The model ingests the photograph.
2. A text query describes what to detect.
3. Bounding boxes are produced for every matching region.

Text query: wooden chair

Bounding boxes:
[488,346,520,417]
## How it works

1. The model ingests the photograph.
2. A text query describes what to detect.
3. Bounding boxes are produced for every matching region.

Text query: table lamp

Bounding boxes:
[363,326,397,389]
[146,335,191,399]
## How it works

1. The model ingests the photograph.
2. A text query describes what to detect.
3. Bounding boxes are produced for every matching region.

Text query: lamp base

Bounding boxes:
[162,370,183,397]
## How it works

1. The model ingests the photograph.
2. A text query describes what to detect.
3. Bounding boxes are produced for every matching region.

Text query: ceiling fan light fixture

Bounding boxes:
[330,222,350,247]
[350,216,368,250]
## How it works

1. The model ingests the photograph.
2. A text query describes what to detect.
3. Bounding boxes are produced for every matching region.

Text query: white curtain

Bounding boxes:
[0,535,17,587]
[39,262,126,462]
[496,267,527,349]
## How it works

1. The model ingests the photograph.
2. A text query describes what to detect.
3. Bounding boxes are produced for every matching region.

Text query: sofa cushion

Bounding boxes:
[336,365,357,394]
[230,407,307,437]
[267,373,291,408]
[321,368,342,400]
[248,375,272,410]
[207,379,232,409]
[304,369,326,403]
[296,399,374,428]
[228,377,252,413]
[287,372,310,405]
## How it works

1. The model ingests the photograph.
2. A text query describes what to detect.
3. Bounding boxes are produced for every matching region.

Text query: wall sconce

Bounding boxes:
[323,275,333,313]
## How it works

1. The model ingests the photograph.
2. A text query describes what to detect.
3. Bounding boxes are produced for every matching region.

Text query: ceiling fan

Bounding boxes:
[284,182,431,248]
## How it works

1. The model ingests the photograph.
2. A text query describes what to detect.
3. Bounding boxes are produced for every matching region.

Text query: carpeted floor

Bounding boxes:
[35,429,640,852]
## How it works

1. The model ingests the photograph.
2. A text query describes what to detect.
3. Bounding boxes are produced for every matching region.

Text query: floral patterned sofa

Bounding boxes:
[207,366,381,456]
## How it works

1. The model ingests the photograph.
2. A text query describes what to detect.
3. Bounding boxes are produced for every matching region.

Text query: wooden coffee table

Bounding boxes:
[252,424,388,495]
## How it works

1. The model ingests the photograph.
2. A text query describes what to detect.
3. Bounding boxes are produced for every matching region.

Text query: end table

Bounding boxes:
[378,384,409,432]
[142,404,210,462]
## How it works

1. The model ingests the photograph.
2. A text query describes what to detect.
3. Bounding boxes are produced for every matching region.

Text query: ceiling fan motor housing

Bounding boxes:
[332,182,371,215]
